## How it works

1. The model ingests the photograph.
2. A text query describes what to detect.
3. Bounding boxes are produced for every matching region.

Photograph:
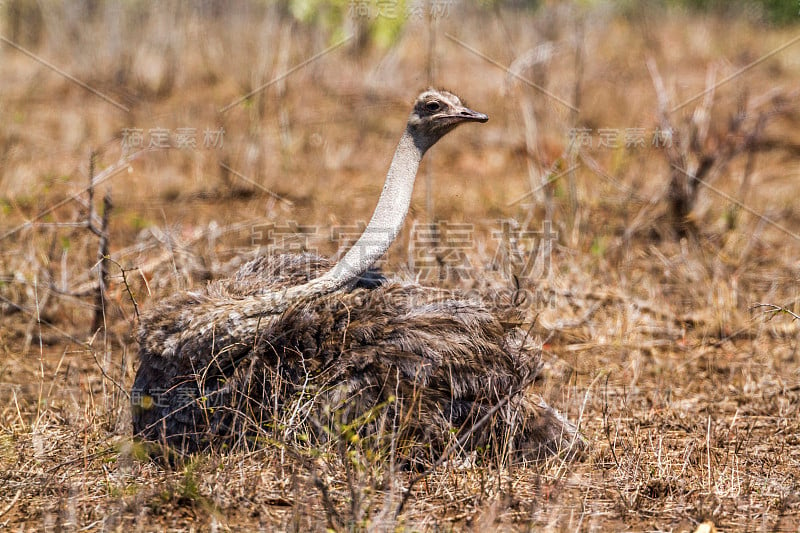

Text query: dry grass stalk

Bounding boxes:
[2,5,800,530]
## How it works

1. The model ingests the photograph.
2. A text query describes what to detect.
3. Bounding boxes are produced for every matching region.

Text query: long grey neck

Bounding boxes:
[262,126,424,312]
[321,127,424,286]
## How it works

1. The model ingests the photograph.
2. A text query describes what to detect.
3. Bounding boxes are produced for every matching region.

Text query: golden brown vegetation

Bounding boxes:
[1,1,800,530]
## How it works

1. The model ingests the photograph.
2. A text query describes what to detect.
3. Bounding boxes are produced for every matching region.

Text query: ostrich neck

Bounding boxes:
[325,127,423,284]
[269,127,424,310]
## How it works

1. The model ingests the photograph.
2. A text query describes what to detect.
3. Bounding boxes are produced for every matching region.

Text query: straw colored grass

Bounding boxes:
[2,2,800,530]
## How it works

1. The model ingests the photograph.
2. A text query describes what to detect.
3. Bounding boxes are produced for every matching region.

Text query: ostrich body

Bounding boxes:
[132,90,581,459]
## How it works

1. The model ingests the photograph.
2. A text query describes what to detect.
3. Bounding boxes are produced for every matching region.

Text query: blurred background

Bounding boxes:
[2,0,799,339]
[1,1,800,529]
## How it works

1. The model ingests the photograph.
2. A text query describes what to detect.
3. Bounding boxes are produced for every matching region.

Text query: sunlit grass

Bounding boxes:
[1,1,799,530]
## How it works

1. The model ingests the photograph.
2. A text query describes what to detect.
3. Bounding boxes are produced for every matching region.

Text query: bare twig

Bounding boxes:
[104,257,141,320]
[648,58,799,237]
[85,340,130,399]
[0,489,22,519]
[0,147,154,242]
[90,153,113,334]
[751,303,800,322]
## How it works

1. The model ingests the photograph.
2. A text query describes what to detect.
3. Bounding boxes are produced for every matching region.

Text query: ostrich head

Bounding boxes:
[236,88,489,305]
[407,89,489,153]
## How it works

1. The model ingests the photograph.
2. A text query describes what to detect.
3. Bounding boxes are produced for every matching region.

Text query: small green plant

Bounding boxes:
[178,462,202,503]
[288,0,408,49]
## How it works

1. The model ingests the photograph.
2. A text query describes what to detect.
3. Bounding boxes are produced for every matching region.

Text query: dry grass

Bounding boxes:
[2,1,800,530]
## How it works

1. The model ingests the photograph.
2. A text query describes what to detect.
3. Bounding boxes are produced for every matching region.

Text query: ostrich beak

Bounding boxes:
[452,106,489,123]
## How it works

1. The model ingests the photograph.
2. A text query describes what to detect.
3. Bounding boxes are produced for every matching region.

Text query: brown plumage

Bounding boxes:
[131,90,583,461]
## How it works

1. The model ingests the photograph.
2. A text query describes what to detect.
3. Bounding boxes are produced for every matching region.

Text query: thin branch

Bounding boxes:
[751,303,800,322]
[104,257,141,320]
[0,489,22,519]
[91,158,113,334]
[0,147,154,242]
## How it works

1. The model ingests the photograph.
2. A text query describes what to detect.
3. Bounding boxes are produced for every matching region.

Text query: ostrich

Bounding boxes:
[132,89,582,461]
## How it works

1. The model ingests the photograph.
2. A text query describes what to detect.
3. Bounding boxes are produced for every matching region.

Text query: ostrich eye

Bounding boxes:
[425,101,441,112]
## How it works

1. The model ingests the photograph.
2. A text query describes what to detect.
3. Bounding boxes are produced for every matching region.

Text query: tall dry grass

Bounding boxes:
[1,1,800,530]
